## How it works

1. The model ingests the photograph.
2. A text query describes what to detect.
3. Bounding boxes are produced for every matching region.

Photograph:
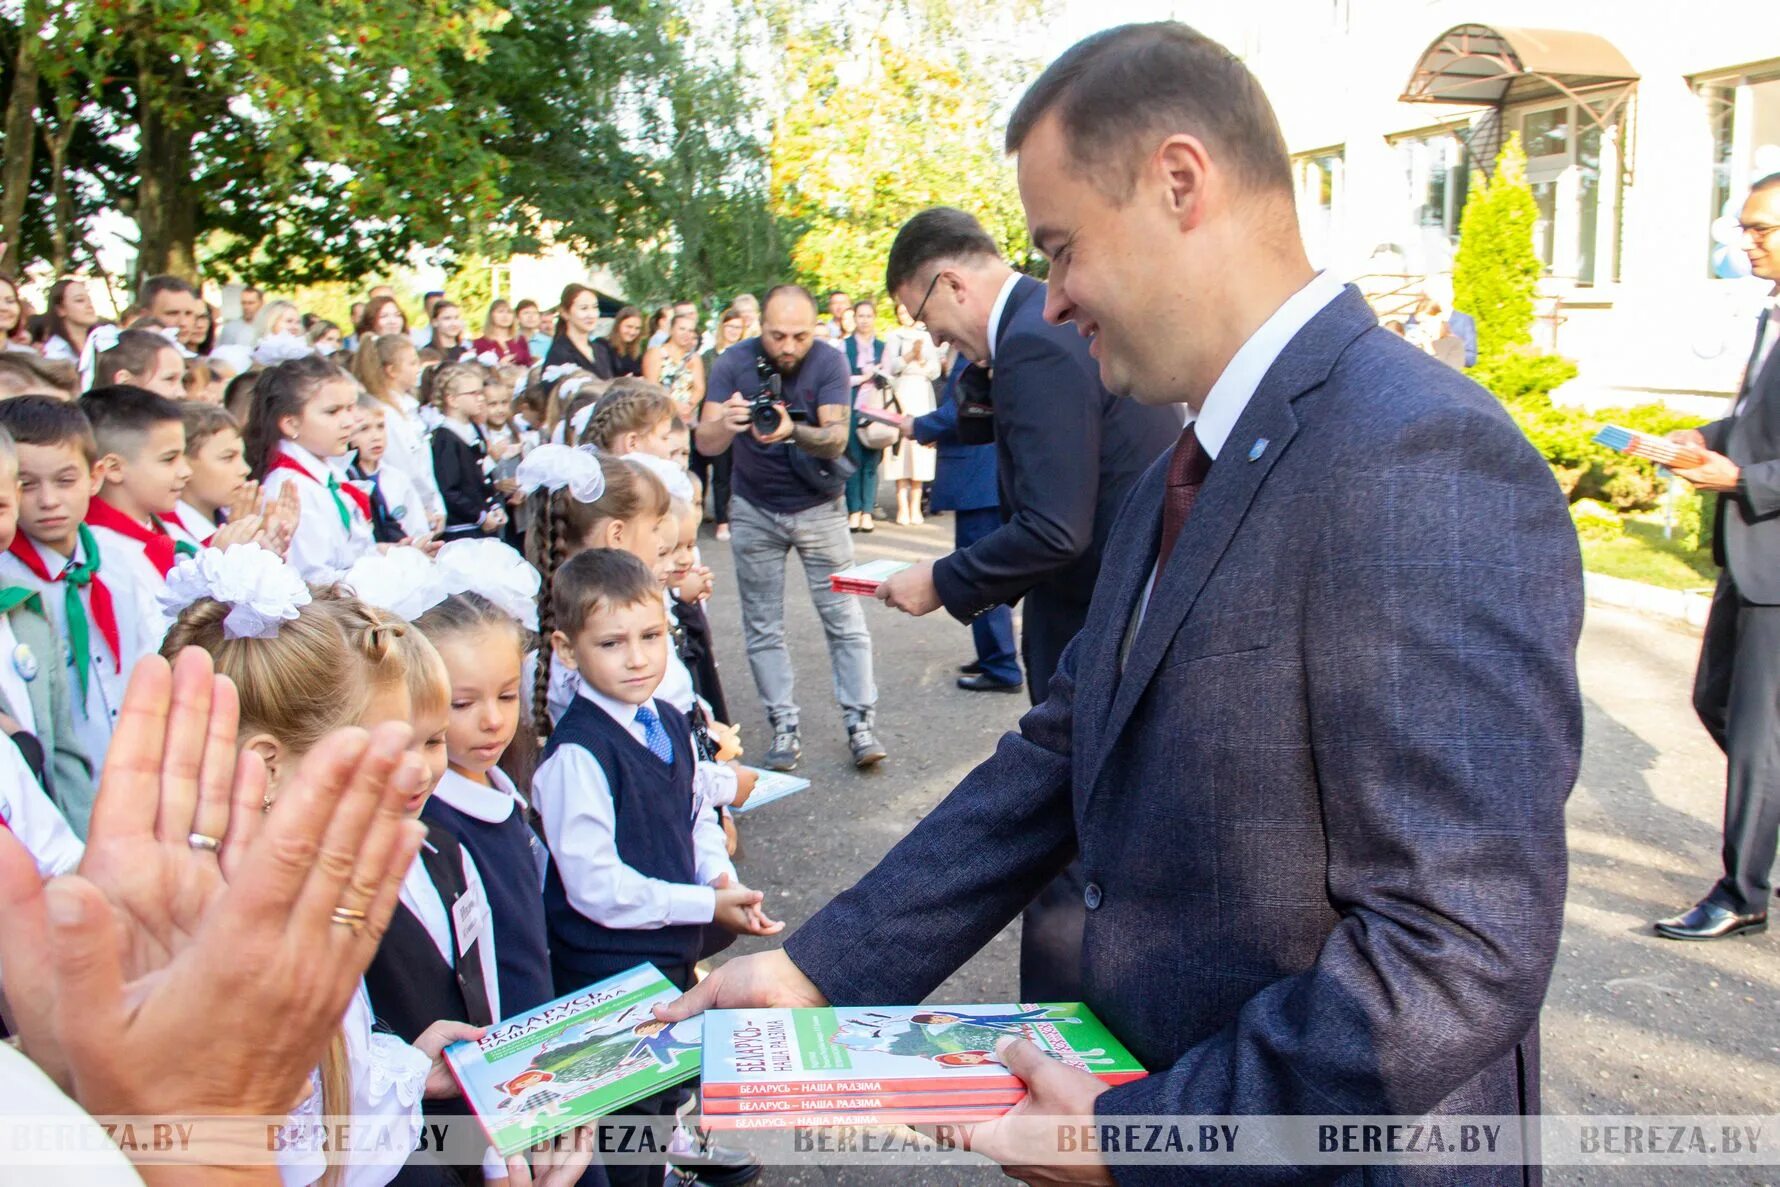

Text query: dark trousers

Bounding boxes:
[1018,589,1091,1000]
[1694,572,1780,916]
[844,439,882,515]
[954,507,1021,684]
[691,444,732,525]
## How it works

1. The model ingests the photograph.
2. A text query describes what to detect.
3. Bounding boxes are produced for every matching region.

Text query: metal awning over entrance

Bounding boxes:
[1399,24,1639,175]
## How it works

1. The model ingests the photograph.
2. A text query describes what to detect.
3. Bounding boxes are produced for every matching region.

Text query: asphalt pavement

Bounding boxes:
[694,512,1770,1185]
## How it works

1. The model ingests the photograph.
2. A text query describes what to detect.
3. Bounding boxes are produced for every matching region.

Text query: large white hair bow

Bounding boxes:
[160,544,313,639]
[342,547,450,622]
[434,539,541,630]
[514,444,605,503]
[252,331,315,368]
[623,451,694,505]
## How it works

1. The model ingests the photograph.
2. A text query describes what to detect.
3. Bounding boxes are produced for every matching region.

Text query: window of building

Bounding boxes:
[1389,129,1470,275]
[1517,101,1613,285]
[1699,64,1780,279]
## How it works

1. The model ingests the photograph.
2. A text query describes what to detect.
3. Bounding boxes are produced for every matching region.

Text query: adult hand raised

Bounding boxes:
[652,949,826,1025]
[0,648,429,1120]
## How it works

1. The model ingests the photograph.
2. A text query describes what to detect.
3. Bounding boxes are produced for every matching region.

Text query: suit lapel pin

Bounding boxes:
[1247,438,1269,462]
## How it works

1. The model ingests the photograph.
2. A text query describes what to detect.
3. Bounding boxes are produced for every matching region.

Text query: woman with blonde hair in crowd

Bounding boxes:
[472,298,536,367]
[884,300,941,525]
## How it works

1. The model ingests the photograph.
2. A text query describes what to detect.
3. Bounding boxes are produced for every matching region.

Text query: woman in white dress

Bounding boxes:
[883,302,941,525]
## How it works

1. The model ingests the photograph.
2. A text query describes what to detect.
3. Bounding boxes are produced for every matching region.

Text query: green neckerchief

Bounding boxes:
[324,472,352,531]
[58,524,103,700]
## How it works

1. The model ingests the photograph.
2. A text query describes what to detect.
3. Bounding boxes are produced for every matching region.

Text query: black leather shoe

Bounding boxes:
[958,673,1023,694]
[1654,901,1768,941]
[959,661,984,675]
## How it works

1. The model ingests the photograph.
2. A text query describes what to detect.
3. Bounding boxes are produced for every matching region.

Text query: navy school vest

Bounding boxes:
[540,695,701,995]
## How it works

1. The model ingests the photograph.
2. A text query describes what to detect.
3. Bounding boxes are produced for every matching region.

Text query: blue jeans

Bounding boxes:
[955,507,1021,684]
[729,494,878,730]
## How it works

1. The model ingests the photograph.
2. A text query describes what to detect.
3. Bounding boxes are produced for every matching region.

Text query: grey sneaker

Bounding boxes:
[847,720,887,767]
[763,728,801,772]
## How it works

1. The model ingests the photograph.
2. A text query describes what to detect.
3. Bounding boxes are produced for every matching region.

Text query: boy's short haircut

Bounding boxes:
[356,391,385,413]
[93,329,178,388]
[78,385,187,459]
[0,352,78,399]
[551,548,660,639]
[180,401,241,455]
[0,396,98,463]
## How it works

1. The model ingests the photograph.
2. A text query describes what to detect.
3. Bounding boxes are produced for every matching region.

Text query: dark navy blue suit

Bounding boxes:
[787,288,1583,1184]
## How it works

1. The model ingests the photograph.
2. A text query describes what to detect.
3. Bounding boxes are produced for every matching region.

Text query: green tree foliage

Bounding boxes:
[1452,133,1542,362]
[770,25,1035,299]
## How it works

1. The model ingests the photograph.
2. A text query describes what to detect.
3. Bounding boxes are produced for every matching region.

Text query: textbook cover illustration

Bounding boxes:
[701,1003,1146,1099]
[829,559,911,596]
[445,963,700,1157]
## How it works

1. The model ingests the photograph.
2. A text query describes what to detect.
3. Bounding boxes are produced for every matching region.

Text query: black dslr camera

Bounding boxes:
[751,354,786,435]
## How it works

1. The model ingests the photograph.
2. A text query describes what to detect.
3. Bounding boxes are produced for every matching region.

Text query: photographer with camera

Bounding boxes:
[698,284,887,772]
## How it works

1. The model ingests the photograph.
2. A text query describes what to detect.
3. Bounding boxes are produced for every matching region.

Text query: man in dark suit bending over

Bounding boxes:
[664,23,1582,1185]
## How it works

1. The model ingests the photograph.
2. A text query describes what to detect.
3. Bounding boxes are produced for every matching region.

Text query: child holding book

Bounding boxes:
[159,573,476,1187]
[0,397,165,796]
[76,384,196,585]
[247,354,377,582]
[532,547,778,1187]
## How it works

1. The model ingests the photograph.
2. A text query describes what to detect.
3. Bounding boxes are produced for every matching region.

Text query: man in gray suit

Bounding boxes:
[663,23,1581,1183]
[1659,171,1780,940]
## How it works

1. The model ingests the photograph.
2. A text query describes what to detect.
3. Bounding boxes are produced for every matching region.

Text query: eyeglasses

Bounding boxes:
[910,271,943,325]
[1739,223,1780,242]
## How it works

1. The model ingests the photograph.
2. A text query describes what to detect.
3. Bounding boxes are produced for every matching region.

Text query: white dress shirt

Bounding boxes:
[170,500,217,546]
[0,534,167,773]
[0,739,83,877]
[532,683,736,931]
[0,614,36,737]
[984,272,1023,365]
[397,838,502,1022]
[1132,270,1347,631]
[377,396,444,519]
[261,441,376,583]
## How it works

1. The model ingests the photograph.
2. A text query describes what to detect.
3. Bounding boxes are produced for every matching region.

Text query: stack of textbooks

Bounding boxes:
[446,964,702,1157]
[829,559,911,596]
[699,1003,1146,1130]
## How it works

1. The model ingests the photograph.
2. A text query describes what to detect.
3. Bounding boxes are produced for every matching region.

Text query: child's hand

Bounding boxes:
[412,1019,486,1099]
[674,567,713,603]
[208,513,264,552]
[708,720,743,764]
[728,761,757,807]
[226,479,262,525]
[711,874,782,936]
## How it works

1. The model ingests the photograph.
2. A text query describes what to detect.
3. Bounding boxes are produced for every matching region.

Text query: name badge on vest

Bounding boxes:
[12,643,38,682]
[453,879,490,959]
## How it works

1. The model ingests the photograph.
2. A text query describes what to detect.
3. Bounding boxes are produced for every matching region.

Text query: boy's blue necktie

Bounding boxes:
[635,703,674,765]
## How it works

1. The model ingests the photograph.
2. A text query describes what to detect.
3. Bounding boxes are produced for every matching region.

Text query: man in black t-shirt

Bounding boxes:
[697,285,886,771]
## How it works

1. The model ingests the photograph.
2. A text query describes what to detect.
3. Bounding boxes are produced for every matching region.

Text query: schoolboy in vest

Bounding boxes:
[77,385,196,588]
[532,548,779,1187]
[0,397,165,785]
[0,424,95,835]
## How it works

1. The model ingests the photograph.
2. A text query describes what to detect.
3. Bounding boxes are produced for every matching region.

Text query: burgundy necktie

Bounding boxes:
[1157,424,1212,573]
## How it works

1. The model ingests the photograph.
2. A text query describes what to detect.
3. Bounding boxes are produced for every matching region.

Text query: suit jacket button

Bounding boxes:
[1083,882,1103,910]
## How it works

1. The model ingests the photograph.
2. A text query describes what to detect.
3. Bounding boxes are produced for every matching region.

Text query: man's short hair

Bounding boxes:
[764,284,819,316]
[885,207,1003,294]
[78,385,186,459]
[241,285,263,298]
[0,395,97,463]
[1005,21,1293,200]
[1753,172,1780,197]
[138,274,199,308]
